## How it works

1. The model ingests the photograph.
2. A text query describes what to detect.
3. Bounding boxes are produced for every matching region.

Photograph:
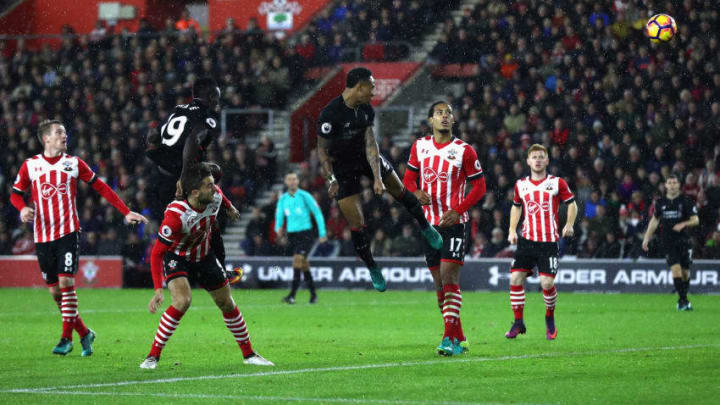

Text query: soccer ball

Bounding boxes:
[646,14,677,43]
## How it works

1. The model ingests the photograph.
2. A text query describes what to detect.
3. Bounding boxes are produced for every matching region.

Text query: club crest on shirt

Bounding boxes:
[168,259,177,270]
[62,161,73,171]
[447,149,457,160]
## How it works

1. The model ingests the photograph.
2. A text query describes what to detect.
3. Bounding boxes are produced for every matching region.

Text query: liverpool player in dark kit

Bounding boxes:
[316,67,443,292]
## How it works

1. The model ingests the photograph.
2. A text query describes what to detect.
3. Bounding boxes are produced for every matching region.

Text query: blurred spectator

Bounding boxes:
[482,228,507,258]
[339,228,356,257]
[11,229,34,255]
[370,229,392,257]
[175,9,200,33]
[595,232,622,258]
[391,224,422,257]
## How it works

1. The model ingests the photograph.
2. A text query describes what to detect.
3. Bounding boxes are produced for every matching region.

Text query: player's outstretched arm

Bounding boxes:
[562,201,578,237]
[642,216,660,251]
[364,127,384,195]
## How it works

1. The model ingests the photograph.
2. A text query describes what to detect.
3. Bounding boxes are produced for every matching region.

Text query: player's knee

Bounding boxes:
[510,272,526,285]
[540,277,555,290]
[173,295,192,312]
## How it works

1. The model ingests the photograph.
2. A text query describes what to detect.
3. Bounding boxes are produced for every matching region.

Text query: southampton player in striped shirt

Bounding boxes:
[403,101,486,356]
[10,120,148,356]
[505,144,577,340]
[140,163,273,369]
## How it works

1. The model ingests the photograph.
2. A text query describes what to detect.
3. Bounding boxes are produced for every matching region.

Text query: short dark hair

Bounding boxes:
[346,67,372,88]
[665,173,680,183]
[180,164,212,199]
[37,119,63,144]
[428,101,452,118]
[192,77,218,99]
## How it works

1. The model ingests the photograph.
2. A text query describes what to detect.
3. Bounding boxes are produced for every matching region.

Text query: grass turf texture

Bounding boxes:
[0,288,718,404]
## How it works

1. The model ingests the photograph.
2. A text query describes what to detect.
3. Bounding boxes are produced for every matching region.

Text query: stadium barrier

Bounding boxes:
[0,256,123,288]
[227,257,720,294]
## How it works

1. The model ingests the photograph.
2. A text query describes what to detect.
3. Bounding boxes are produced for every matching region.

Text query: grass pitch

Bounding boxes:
[0,287,718,404]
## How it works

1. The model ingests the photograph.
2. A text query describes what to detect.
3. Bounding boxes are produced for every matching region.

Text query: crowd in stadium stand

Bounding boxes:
[3,0,720,280]
[280,0,720,260]
[0,16,287,274]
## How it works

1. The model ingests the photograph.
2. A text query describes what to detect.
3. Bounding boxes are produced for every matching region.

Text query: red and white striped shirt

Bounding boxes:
[513,175,575,243]
[12,154,98,243]
[407,136,484,225]
[156,187,226,262]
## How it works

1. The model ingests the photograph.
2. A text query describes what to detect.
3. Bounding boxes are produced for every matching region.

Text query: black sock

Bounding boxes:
[683,278,690,297]
[673,277,687,301]
[289,269,301,298]
[304,270,316,296]
[397,188,430,230]
[351,227,377,269]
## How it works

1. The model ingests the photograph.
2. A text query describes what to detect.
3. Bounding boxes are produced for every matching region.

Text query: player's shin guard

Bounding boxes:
[60,287,78,340]
[442,285,462,340]
[510,285,525,320]
[543,286,557,317]
[223,306,254,357]
[351,227,377,269]
[289,269,301,298]
[397,188,431,229]
[673,277,687,301]
[149,306,185,359]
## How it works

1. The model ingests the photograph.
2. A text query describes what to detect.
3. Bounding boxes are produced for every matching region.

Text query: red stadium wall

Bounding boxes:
[208,0,331,33]
[0,256,123,288]
[289,62,421,163]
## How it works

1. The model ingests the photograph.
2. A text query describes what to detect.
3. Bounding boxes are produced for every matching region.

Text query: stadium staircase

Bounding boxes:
[222,0,482,256]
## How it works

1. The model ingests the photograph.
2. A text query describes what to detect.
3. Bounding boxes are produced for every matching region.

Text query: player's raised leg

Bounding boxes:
[337,194,386,292]
[141,277,192,369]
[209,283,274,366]
[384,171,442,250]
[506,270,528,339]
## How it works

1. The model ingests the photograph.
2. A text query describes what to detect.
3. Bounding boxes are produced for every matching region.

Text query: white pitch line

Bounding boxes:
[0,390,543,405]
[8,343,718,394]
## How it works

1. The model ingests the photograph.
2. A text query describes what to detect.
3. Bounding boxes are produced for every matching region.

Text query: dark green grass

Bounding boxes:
[0,288,718,404]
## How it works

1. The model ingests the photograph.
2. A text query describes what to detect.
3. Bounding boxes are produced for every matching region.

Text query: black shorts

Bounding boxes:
[35,232,79,286]
[422,224,466,269]
[511,237,559,277]
[334,153,394,200]
[288,230,315,256]
[163,251,228,291]
[664,240,693,268]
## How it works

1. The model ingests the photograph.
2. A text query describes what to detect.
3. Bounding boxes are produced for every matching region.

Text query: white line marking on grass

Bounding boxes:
[0,390,540,405]
[7,343,718,394]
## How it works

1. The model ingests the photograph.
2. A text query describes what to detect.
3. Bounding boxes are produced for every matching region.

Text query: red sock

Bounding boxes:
[510,285,525,321]
[435,289,444,312]
[441,284,462,340]
[74,314,90,337]
[60,287,78,340]
[223,306,254,357]
[149,305,185,359]
[543,286,557,317]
